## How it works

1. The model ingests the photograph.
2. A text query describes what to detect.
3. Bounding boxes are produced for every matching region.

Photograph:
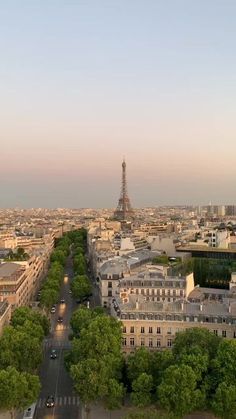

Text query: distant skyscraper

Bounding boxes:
[114,159,134,221]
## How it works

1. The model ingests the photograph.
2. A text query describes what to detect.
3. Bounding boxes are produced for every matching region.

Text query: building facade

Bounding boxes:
[111,273,236,354]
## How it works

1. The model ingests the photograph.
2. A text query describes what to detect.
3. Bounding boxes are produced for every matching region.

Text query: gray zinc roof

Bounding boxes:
[0,262,23,278]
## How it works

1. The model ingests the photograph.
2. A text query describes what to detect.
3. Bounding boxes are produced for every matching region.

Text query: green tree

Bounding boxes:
[50,248,67,264]
[69,315,123,417]
[71,275,92,301]
[0,326,42,372]
[74,254,87,275]
[127,348,152,383]
[7,247,30,261]
[0,366,40,419]
[11,306,49,336]
[103,378,124,412]
[71,358,122,419]
[211,382,236,419]
[157,365,202,418]
[213,339,236,384]
[72,316,122,363]
[178,348,209,382]
[173,327,221,359]
[151,350,174,387]
[131,373,153,407]
[70,306,105,337]
[40,287,58,310]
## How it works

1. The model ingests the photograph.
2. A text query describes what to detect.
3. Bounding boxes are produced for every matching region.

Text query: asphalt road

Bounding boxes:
[35,255,81,419]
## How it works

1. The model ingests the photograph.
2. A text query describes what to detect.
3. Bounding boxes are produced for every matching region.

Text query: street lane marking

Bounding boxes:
[37,398,45,408]
[68,396,71,405]
[76,397,80,406]
[59,396,63,405]
[64,396,67,405]
[72,396,76,405]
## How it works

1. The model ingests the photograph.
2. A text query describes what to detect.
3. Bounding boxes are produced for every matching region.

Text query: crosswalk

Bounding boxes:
[37,395,80,408]
[43,339,72,349]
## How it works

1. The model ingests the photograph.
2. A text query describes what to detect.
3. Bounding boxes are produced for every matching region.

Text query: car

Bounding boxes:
[57,316,63,323]
[50,307,56,314]
[60,299,65,304]
[69,290,72,294]
[50,349,57,359]
[45,395,55,408]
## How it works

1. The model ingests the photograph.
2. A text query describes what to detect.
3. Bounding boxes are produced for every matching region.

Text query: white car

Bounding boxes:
[50,307,56,314]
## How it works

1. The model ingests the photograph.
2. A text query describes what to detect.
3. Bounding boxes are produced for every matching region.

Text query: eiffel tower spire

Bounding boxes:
[114,159,134,221]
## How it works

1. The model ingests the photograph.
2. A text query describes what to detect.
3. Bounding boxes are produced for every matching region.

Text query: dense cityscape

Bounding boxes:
[0,161,235,418]
[1,1,236,419]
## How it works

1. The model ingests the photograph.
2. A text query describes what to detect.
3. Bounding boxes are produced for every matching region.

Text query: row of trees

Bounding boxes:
[0,307,49,418]
[66,306,124,418]
[68,313,236,419]
[5,247,29,261]
[71,274,92,302]
[39,234,71,310]
[0,229,87,417]
[69,229,93,302]
[123,328,236,419]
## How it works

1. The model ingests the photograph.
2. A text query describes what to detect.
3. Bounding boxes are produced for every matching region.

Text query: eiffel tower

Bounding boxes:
[114,159,135,221]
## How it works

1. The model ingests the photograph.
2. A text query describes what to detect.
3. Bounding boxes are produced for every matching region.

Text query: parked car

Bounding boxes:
[50,307,56,314]
[57,316,63,323]
[45,395,55,408]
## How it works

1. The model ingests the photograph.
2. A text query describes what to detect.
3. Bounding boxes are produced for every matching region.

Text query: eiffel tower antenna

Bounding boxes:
[114,159,134,221]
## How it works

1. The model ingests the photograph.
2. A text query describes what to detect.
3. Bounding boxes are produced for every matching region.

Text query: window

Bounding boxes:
[141,326,145,334]
[108,290,112,297]
[130,338,135,346]
[108,281,112,288]
[213,330,218,336]
[141,337,145,346]
[122,326,126,333]
[157,327,161,334]
[122,338,126,346]
[167,339,172,347]
[130,326,134,333]
[157,339,161,348]
[222,330,227,338]
[149,327,153,334]
[167,327,171,335]
[149,338,153,347]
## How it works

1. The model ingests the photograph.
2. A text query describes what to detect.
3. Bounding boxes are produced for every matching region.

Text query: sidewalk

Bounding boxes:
[82,405,216,419]
[81,404,128,419]
[0,413,10,419]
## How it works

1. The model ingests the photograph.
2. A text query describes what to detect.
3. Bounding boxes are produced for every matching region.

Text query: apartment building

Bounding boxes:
[111,273,236,353]
[0,252,49,310]
[98,250,161,307]
[119,270,195,303]
[0,300,11,336]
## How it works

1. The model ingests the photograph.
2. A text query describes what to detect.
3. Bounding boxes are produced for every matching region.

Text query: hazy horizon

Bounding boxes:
[1,1,236,208]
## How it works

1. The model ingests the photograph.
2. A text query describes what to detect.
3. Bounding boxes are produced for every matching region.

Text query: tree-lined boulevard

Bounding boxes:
[1,229,236,419]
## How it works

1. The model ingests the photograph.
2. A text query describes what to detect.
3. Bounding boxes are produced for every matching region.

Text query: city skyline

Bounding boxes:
[1,1,236,208]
